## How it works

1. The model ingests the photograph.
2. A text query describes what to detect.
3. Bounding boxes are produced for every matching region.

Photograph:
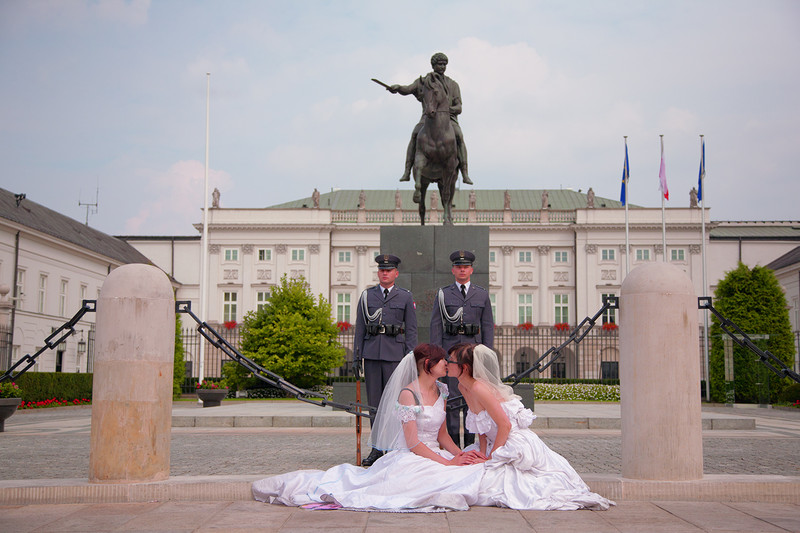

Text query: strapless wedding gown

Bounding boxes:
[467,398,614,510]
[252,383,484,512]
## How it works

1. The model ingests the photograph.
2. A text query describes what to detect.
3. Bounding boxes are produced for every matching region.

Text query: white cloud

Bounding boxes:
[124,160,232,234]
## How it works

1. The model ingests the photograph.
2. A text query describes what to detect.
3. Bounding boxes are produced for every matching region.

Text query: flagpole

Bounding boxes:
[198,72,211,393]
[660,135,667,262]
[624,136,630,276]
[699,134,710,401]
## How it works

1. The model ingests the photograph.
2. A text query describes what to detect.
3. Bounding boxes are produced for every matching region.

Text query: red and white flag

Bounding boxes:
[659,138,669,200]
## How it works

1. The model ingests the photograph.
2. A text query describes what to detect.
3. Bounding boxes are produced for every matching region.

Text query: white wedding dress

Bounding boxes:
[468,398,613,511]
[251,384,612,512]
[252,382,484,512]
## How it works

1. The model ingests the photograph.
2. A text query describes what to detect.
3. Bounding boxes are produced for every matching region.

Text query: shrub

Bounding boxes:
[709,263,794,403]
[226,275,344,391]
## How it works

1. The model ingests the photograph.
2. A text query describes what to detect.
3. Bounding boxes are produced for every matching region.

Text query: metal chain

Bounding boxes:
[0,300,97,383]
[698,297,800,384]
[176,301,373,418]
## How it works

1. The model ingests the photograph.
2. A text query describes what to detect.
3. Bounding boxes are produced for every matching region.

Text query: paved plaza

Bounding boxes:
[1,401,799,532]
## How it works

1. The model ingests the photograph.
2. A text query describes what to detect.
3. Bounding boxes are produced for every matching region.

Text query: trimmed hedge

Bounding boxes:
[12,372,93,403]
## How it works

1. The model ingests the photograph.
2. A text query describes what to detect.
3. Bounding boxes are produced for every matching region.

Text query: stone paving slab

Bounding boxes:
[1,500,799,532]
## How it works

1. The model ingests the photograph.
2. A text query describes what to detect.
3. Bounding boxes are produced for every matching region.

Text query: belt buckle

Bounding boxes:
[377,325,386,334]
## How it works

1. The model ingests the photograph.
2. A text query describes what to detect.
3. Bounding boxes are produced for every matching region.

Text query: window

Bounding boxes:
[602,293,617,324]
[518,294,533,324]
[256,290,271,313]
[337,293,351,323]
[291,248,305,262]
[554,251,568,263]
[59,280,69,317]
[636,248,651,262]
[489,251,496,263]
[554,294,569,324]
[258,249,272,262]
[15,269,24,305]
[223,292,238,322]
[601,248,616,261]
[671,249,685,262]
[518,251,532,263]
[38,274,47,313]
[80,284,87,304]
[224,248,239,262]
[490,293,497,322]
[373,250,380,259]
[338,251,351,263]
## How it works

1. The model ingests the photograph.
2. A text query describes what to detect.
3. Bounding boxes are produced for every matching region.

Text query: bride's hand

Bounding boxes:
[465,450,488,461]
[449,451,487,466]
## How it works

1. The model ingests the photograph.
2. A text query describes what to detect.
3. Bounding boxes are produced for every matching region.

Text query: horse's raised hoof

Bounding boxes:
[413,190,421,204]
[399,173,410,182]
[462,175,473,185]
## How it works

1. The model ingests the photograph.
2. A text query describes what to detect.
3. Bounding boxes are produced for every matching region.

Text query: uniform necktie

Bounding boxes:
[460,284,467,298]
[384,288,389,299]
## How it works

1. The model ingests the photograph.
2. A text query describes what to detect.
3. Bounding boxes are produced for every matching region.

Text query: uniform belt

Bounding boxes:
[445,323,480,336]
[366,324,405,336]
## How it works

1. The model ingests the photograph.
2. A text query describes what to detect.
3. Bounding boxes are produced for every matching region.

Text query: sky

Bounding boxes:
[1,0,798,236]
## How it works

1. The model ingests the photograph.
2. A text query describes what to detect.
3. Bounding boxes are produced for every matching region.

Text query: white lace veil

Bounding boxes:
[471,344,520,402]
[369,351,421,452]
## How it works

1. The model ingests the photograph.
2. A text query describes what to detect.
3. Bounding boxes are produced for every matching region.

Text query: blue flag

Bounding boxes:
[619,142,630,206]
[697,137,705,202]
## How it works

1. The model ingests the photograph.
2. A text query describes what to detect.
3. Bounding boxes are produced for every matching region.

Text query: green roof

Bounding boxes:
[268,189,626,211]
[709,225,800,240]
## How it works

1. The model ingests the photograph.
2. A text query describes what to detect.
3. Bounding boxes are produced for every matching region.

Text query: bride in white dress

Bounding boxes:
[451,343,614,511]
[252,344,485,512]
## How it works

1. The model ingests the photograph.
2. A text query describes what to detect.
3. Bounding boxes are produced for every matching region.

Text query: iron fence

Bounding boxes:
[179,324,800,384]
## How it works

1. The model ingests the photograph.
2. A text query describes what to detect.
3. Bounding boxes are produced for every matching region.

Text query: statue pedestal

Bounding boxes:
[380,226,489,344]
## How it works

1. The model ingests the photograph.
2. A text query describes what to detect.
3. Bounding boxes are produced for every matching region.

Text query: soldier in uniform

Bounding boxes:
[430,250,494,447]
[354,254,418,466]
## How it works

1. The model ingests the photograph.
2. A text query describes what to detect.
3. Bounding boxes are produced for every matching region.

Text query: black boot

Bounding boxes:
[361,448,384,467]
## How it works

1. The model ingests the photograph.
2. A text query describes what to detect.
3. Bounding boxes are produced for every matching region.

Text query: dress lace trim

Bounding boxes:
[394,382,449,423]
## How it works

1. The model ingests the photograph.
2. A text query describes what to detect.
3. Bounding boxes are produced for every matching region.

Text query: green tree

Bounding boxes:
[173,313,186,399]
[225,275,344,391]
[709,263,794,403]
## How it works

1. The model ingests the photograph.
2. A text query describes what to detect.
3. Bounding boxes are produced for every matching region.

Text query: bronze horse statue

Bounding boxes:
[412,75,459,225]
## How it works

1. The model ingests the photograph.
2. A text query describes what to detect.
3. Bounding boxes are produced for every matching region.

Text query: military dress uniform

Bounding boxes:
[430,250,494,447]
[354,254,417,466]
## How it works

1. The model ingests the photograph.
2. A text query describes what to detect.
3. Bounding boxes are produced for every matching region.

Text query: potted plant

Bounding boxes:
[196,380,229,408]
[0,381,22,432]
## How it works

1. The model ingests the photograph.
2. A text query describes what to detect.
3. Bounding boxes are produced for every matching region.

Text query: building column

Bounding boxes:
[537,246,550,325]
[501,246,514,325]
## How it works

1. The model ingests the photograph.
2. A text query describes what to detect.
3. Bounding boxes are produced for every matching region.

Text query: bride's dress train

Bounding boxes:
[468,398,613,510]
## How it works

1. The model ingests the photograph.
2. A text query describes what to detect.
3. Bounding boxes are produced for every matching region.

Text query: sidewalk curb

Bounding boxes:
[1,474,797,506]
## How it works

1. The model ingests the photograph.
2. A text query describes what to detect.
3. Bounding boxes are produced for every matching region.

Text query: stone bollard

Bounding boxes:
[89,264,175,483]
[620,263,703,480]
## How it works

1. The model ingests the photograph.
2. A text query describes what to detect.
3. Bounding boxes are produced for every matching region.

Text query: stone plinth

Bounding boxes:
[380,226,489,344]
[89,264,175,483]
[620,262,703,480]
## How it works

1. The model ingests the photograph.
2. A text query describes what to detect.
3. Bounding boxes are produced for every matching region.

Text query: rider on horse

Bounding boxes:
[387,52,473,187]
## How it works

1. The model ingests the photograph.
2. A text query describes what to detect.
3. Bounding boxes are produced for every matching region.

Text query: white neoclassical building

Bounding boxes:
[3,186,799,376]
[123,189,799,331]
[0,188,155,373]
